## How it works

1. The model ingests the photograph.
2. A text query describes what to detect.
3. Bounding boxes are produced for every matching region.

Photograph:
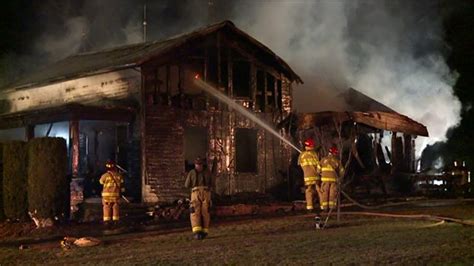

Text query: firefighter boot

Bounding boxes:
[194,233,203,240]
[314,215,322,230]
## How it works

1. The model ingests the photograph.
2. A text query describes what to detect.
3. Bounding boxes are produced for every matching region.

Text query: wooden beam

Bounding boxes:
[274,76,278,112]
[391,132,397,174]
[404,134,413,172]
[264,72,268,112]
[140,68,148,191]
[204,47,209,109]
[178,64,183,94]
[25,125,35,141]
[70,120,80,178]
[250,64,257,111]
[217,32,222,90]
[227,48,233,97]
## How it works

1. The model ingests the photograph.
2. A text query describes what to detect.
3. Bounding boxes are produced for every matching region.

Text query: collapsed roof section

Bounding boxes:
[297,87,428,137]
[298,111,428,136]
[339,88,395,113]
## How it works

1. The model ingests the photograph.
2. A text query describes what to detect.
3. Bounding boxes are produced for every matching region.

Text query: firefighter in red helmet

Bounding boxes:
[297,138,322,212]
[99,160,124,224]
[320,146,344,212]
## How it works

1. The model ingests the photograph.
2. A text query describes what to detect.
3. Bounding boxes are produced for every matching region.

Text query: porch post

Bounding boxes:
[25,124,35,141]
[70,120,80,177]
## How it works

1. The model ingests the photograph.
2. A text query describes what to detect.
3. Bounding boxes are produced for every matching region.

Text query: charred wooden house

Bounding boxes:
[0,21,302,203]
[287,88,429,196]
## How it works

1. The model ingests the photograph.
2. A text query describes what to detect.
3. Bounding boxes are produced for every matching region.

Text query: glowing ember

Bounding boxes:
[194,74,200,79]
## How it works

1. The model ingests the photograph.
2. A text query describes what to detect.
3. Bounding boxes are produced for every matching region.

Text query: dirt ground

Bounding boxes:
[1,201,473,265]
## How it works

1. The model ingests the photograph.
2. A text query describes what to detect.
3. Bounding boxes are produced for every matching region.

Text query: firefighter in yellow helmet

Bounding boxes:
[320,146,344,212]
[99,160,124,224]
[297,138,322,212]
[185,157,212,240]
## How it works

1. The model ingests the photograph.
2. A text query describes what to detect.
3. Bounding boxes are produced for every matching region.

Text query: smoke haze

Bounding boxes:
[1,0,461,155]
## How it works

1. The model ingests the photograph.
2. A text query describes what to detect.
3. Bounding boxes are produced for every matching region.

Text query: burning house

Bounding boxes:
[283,88,429,196]
[0,21,302,204]
[0,19,432,207]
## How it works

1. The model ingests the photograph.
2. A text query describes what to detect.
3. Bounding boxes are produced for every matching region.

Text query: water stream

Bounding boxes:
[194,78,302,153]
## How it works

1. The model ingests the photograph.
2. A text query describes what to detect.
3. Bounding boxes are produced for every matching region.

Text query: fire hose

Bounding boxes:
[116,164,130,203]
[322,190,474,226]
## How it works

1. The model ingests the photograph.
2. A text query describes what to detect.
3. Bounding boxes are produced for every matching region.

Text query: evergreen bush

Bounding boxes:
[3,141,28,220]
[0,142,4,221]
[28,137,68,220]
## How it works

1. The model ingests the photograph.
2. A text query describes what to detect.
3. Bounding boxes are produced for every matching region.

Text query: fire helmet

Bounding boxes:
[194,157,204,165]
[105,160,116,170]
[329,146,339,155]
[304,138,315,148]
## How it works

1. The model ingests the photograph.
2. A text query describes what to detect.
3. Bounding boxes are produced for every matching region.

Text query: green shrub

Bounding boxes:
[3,141,28,220]
[0,142,4,221]
[28,137,68,220]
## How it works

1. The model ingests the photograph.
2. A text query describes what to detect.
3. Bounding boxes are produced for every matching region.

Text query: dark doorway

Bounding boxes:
[235,128,258,173]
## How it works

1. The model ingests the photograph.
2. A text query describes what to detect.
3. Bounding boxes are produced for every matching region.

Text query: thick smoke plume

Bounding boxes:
[232,0,461,155]
[2,0,461,157]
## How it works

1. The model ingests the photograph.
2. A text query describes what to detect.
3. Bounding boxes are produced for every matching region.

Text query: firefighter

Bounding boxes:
[320,146,344,212]
[297,138,322,212]
[99,160,124,224]
[185,157,212,240]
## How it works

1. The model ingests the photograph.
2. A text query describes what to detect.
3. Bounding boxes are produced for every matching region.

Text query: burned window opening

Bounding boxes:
[266,73,275,109]
[169,65,180,97]
[207,47,219,109]
[208,47,218,87]
[220,49,229,93]
[232,61,251,98]
[235,128,258,173]
[184,127,208,172]
[277,79,282,110]
[256,70,265,112]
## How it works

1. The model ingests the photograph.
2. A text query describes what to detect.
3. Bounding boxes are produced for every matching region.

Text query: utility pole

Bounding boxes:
[143,3,147,42]
[208,0,214,24]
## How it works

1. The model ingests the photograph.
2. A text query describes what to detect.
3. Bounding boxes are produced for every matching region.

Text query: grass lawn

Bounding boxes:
[1,202,473,265]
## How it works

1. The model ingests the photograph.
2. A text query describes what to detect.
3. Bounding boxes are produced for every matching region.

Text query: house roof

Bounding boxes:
[298,111,429,136]
[339,88,396,113]
[5,20,302,91]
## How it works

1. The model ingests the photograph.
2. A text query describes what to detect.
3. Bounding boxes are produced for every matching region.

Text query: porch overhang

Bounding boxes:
[0,103,137,129]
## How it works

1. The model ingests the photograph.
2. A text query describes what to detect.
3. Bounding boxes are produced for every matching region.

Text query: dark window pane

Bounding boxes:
[266,73,275,107]
[277,79,282,110]
[232,61,251,97]
[257,70,265,112]
[235,128,257,173]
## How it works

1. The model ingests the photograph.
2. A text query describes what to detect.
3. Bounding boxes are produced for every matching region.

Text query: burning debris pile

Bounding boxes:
[147,199,190,221]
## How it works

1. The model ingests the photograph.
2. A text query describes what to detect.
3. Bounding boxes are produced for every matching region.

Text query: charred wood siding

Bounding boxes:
[141,33,295,203]
[143,106,292,203]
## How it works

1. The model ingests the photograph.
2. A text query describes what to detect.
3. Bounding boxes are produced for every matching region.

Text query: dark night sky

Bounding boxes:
[0,0,473,167]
